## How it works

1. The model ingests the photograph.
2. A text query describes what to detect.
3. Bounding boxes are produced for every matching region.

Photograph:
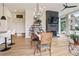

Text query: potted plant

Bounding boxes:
[70,34,77,43]
[70,34,79,44]
[76,35,79,44]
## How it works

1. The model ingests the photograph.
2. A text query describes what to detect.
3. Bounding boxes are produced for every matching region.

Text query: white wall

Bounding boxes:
[25,9,46,38]
[25,9,34,38]
[0,5,12,18]
[11,12,25,35]
[0,20,7,32]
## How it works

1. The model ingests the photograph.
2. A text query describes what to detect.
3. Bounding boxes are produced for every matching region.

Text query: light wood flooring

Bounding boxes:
[0,36,72,56]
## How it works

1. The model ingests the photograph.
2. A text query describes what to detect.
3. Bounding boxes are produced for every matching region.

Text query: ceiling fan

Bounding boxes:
[61,3,77,11]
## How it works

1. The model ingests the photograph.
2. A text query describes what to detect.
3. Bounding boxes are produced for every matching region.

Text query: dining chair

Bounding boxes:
[40,32,52,56]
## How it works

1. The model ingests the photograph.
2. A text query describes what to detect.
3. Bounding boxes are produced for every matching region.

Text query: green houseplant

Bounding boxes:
[70,34,79,44]
[70,34,77,43]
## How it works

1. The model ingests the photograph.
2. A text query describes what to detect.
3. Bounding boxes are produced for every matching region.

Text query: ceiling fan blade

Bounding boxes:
[67,6,77,8]
[61,3,77,11]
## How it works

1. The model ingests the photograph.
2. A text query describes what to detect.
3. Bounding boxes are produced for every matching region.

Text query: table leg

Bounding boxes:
[0,37,11,52]
[8,35,15,45]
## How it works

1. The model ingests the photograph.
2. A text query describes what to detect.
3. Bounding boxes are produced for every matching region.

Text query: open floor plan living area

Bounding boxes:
[0,3,79,56]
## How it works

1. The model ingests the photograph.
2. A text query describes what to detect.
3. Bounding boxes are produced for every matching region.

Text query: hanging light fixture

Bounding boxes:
[34,3,43,20]
[1,3,6,20]
[34,3,39,20]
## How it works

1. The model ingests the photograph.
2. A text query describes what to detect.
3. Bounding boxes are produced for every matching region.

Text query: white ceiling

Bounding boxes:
[1,3,79,16]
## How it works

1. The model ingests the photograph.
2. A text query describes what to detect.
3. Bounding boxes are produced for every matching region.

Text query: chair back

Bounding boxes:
[40,32,52,45]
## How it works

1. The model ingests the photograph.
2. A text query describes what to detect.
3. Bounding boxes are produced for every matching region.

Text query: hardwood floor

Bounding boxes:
[0,36,72,56]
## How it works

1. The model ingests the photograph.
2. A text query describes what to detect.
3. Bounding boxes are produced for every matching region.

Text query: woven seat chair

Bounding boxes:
[40,32,52,56]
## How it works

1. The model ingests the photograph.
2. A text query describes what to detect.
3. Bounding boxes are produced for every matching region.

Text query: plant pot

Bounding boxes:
[73,39,77,43]
[74,41,79,45]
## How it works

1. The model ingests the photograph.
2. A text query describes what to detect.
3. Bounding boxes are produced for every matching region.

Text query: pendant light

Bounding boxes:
[34,3,39,20]
[1,3,6,20]
[34,3,43,20]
